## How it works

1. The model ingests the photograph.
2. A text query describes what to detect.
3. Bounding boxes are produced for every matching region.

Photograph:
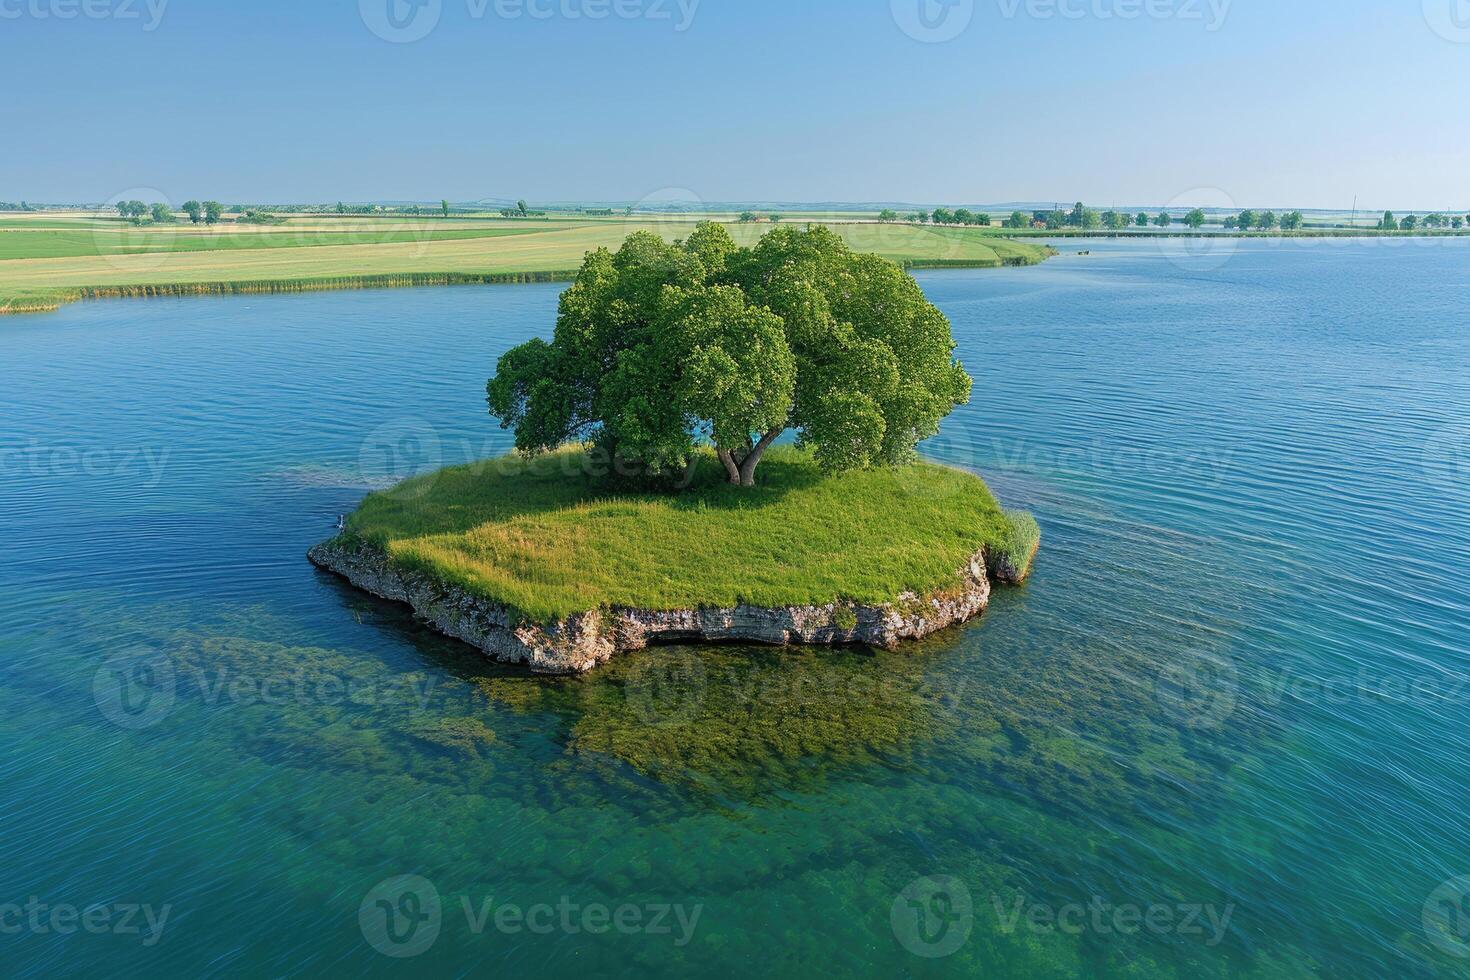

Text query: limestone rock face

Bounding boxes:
[308,540,998,674]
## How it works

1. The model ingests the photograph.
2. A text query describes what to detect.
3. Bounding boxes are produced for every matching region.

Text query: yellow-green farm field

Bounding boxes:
[0,213,1052,313]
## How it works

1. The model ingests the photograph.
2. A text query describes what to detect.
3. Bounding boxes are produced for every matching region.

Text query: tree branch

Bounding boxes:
[716,447,741,485]
[737,427,785,486]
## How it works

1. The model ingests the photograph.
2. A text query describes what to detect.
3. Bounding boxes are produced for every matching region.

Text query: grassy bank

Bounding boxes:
[338,446,1038,623]
[0,214,1052,314]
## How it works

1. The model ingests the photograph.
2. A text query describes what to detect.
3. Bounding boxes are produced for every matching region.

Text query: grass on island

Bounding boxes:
[337,446,1038,623]
[0,213,1052,313]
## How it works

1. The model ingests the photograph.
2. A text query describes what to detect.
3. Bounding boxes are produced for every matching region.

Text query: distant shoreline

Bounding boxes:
[0,216,1054,316]
[0,254,1053,316]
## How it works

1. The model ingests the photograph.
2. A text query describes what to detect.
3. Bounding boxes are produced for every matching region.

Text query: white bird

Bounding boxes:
[336,515,346,531]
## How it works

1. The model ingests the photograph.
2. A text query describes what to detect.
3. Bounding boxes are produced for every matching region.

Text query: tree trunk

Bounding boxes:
[717,448,741,485]
[737,428,784,487]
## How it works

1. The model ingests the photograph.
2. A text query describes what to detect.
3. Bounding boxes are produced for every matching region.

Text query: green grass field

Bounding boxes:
[340,446,1039,622]
[0,212,1052,313]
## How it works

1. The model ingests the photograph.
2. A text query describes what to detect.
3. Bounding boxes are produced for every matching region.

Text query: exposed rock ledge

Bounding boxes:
[308,539,1017,674]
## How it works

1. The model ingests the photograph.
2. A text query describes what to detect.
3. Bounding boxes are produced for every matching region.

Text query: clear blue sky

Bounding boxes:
[3,0,1467,210]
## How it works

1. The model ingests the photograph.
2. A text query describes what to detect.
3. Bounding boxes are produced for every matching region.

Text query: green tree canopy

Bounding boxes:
[203,201,224,224]
[878,209,898,222]
[182,200,203,224]
[1154,211,1171,227]
[1184,208,1207,229]
[149,203,173,223]
[487,224,971,487]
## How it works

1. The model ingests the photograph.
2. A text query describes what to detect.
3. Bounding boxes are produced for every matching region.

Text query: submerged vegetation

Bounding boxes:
[340,446,1038,623]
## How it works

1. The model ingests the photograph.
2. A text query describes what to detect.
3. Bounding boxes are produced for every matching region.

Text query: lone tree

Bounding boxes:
[183,200,203,224]
[487,224,972,487]
[203,201,224,224]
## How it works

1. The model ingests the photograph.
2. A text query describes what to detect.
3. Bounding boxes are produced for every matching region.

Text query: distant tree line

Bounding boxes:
[0,201,37,211]
[501,201,548,218]
[181,201,225,224]
[993,203,1205,232]
[882,208,993,226]
[1222,210,1304,231]
[1377,210,1467,231]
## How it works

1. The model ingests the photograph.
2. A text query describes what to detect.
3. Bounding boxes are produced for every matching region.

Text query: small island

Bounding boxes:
[311,224,1038,672]
[310,447,1037,673]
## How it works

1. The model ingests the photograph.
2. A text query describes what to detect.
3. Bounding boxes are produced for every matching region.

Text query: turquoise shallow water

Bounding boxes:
[2,238,1469,977]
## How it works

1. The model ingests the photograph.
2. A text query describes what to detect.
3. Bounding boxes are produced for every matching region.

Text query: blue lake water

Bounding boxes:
[2,237,1469,977]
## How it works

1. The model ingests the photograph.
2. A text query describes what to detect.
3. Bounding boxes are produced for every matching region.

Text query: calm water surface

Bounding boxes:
[2,238,1469,977]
